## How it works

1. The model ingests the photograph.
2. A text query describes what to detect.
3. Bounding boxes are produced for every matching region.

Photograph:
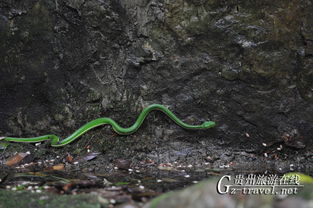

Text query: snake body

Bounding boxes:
[0,104,215,147]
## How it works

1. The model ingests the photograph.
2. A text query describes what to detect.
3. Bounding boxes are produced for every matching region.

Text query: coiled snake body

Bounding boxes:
[0,104,216,147]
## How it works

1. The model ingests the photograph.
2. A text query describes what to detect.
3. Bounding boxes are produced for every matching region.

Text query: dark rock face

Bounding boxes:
[0,1,313,171]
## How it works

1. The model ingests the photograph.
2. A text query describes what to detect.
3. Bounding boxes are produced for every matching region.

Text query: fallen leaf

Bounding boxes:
[52,164,65,171]
[62,183,72,191]
[66,154,73,163]
[83,152,100,161]
[5,153,29,166]
[114,159,131,170]
[44,163,65,171]
[75,152,100,162]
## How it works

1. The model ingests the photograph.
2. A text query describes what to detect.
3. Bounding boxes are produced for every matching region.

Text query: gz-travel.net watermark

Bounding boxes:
[217,174,303,195]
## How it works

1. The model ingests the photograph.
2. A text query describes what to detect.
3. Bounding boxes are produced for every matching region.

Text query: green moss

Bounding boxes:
[0,190,108,208]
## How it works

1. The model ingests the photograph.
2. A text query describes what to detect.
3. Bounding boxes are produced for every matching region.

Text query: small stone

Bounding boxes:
[115,159,131,170]
[290,164,295,171]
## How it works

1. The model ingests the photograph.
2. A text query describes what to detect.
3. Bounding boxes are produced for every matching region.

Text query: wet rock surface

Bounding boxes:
[0,0,312,172]
[1,0,313,207]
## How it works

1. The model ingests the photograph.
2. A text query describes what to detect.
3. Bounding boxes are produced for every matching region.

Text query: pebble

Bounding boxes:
[290,164,294,171]
[115,159,131,170]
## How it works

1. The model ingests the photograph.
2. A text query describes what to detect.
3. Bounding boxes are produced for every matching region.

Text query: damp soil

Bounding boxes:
[0,137,312,207]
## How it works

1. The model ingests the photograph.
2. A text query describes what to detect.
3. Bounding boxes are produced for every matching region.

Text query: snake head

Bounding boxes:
[201,121,216,128]
[0,137,5,140]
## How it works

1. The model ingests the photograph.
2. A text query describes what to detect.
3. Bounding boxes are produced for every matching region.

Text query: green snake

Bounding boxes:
[0,104,216,147]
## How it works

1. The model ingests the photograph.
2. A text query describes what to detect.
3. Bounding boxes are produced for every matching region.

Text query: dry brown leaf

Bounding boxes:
[66,154,73,163]
[62,183,72,191]
[52,163,65,171]
[5,153,29,166]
